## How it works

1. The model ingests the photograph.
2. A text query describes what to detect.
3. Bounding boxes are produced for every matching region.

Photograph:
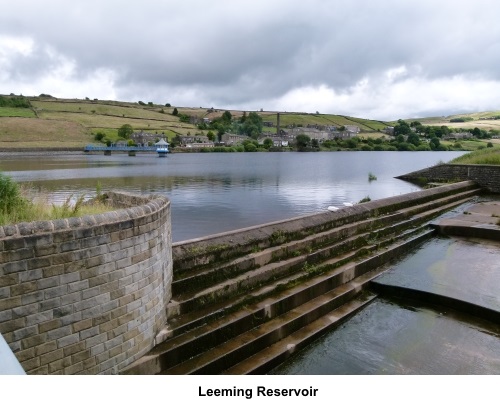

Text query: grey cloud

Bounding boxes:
[2,0,500,118]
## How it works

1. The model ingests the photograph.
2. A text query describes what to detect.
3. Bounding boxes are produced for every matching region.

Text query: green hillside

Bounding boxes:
[0,94,498,150]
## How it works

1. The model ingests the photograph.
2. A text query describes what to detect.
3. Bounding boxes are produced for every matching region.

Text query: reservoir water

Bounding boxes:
[0,151,465,242]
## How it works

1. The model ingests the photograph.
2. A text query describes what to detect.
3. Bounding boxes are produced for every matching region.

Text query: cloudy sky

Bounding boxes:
[1,0,499,120]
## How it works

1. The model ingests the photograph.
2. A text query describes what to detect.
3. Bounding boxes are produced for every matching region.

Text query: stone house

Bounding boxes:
[221,133,248,145]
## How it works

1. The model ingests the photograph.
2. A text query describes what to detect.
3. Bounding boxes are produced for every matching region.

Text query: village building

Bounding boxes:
[221,133,249,145]
[131,130,168,146]
[443,132,473,141]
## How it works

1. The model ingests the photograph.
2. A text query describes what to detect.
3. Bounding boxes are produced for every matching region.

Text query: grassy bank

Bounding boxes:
[450,148,500,165]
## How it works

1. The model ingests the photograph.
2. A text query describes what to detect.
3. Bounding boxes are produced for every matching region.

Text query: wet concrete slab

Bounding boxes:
[373,236,500,312]
[432,200,500,235]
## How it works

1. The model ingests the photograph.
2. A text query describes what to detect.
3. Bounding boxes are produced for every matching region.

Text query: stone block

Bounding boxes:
[0,317,26,334]
[26,310,54,327]
[27,257,51,270]
[57,333,80,348]
[40,348,64,366]
[39,319,62,334]
[13,325,39,341]
[3,260,28,274]
[44,285,68,300]
[0,273,19,287]
[62,341,86,357]
[0,296,22,311]
[35,341,58,356]
[72,318,93,333]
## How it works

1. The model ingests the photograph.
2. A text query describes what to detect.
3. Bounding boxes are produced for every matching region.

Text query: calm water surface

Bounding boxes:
[0,151,465,241]
[272,234,500,374]
[271,298,500,375]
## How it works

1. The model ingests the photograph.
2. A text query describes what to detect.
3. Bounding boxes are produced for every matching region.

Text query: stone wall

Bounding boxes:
[0,192,172,374]
[396,164,500,193]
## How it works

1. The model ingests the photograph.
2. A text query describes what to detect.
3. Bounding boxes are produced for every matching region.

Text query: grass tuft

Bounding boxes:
[0,173,111,226]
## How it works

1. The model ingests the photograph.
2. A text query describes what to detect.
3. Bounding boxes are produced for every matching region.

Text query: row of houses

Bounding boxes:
[130,131,169,146]
[174,128,360,149]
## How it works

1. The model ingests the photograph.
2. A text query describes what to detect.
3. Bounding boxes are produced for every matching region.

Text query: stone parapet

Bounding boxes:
[396,164,500,193]
[0,192,172,374]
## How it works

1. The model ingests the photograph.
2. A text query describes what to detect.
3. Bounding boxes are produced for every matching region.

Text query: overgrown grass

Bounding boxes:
[0,107,36,118]
[0,173,111,226]
[450,148,500,165]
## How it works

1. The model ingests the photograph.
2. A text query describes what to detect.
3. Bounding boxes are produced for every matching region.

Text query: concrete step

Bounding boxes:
[172,187,479,295]
[122,229,434,374]
[224,292,378,375]
[161,263,397,375]
[166,193,474,319]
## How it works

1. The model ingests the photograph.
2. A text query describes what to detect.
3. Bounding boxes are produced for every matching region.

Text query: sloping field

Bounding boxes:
[32,100,178,121]
[412,111,500,131]
[0,117,92,148]
[36,111,184,130]
[0,107,36,118]
[256,112,388,131]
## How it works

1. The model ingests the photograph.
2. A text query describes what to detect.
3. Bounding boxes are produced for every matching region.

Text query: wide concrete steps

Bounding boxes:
[160,231,432,375]
[123,227,434,375]
[223,292,378,375]
[167,190,477,320]
[121,184,479,375]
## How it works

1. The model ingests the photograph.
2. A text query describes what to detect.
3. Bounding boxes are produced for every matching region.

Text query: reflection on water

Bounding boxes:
[0,151,465,241]
[271,298,500,375]
[272,233,500,375]
[375,236,500,312]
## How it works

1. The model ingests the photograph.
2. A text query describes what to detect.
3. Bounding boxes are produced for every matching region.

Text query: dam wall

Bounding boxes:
[396,164,500,193]
[172,181,479,271]
[0,192,172,374]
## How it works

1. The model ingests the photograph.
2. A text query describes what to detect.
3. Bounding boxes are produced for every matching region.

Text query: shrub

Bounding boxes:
[0,173,33,224]
[94,132,105,142]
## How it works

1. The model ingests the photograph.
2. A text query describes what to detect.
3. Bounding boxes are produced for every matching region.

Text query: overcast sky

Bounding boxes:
[1,0,499,120]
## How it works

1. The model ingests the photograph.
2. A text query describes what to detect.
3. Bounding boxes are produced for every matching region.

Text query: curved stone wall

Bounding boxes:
[0,192,172,374]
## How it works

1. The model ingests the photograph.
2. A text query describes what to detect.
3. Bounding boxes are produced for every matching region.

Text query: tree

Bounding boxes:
[430,136,440,150]
[394,120,411,136]
[207,131,215,142]
[240,112,263,138]
[263,138,273,149]
[407,133,420,146]
[222,110,232,123]
[295,134,311,150]
[118,124,133,139]
[172,107,178,116]
[472,127,481,138]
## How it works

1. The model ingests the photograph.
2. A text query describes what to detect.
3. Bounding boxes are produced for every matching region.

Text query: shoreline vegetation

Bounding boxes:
[1,94,500,154]
[0,172,109,226]
[449,148,500,165]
